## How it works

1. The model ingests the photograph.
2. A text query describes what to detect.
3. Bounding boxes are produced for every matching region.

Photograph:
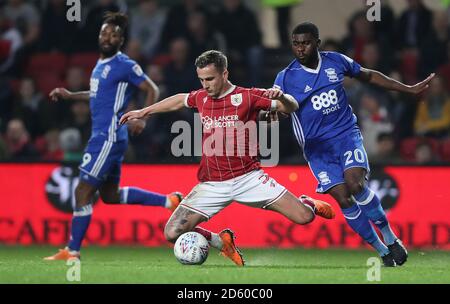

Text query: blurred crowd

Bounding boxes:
[0,0,449,165]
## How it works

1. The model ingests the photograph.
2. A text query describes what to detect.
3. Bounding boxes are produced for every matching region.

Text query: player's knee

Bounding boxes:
[74,184,84,199]
[164,226,181,243]
[74,185,91,208]
[336,197,354,209]
[345,180,364,196]
[330,190,354,209]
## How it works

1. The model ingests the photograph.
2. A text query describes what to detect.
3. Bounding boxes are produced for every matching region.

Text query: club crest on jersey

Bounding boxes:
[230,93,243,107]
[101,65,111,79]
[89,78,99,98]
[324,68,338,83]
[318,171,331,185]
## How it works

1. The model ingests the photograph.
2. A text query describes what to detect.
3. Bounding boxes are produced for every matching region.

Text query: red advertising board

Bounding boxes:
[0,164,449,249]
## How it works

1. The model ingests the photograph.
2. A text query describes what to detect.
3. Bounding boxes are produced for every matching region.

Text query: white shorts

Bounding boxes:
[180,169,287,219]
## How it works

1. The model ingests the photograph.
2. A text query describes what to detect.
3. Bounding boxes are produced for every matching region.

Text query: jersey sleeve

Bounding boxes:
[273,71,285,91]
[184,89,201,109]
[126,60,150,87]
[336,52,361,77]
[250,88,277,112]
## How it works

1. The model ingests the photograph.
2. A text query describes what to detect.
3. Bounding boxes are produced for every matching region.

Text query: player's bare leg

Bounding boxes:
[328,184,353,208]
[164,206,206,242]
[164,206,245,266]
[266,191,335,223]
[44,181,97,261]
[99,181,183,211]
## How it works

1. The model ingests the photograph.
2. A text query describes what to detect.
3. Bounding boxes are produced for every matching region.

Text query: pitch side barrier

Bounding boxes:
[0,163,449,249]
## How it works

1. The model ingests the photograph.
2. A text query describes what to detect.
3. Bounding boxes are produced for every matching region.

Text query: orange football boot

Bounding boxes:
[300,195,336,219]
[44,248,80,261]
[167,192,183,212]
[219,229,245,267]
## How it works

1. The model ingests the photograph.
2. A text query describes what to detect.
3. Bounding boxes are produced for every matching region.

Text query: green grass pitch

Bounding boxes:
[0,246,449,284]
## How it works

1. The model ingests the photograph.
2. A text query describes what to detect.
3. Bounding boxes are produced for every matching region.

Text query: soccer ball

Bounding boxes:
[174,232,210,265]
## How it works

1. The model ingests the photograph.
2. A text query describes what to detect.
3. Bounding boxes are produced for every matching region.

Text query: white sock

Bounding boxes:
[210,233,223,250]
[65,246,79,255]
[164,196,171,208]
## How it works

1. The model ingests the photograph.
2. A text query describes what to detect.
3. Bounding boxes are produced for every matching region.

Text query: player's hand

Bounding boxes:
[49,88,71,102]
[119,109,146,125]
[127,118,146,136]
[407,73,435,94]
[263,88,284,100]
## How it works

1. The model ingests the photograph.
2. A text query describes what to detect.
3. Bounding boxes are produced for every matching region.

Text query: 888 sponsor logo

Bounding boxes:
[310,89,341,115]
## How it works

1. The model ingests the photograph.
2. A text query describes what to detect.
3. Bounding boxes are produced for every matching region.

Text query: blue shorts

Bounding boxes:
[304,129,370,193]
[78,136,127,188]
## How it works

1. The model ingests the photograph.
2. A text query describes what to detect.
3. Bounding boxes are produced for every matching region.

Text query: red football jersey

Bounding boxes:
[184,85,276,182]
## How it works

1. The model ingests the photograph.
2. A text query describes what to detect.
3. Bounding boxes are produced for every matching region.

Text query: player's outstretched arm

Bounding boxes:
[264,88,299,113]
[357,68,435,95]
[49,88,90,102]
[126,78,160,136]
[119,93,188,125]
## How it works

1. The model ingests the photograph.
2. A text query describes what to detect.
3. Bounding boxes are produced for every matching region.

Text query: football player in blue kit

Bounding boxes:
[272,22,435,266]
[44,12,182,261]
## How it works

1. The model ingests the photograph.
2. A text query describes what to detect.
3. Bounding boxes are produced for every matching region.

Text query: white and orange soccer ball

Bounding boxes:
[174,232,210,265]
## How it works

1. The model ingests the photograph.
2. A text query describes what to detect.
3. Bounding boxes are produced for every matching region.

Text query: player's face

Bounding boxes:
[197,64,228,98]
[291,33,319,65]
[99,23,123,58]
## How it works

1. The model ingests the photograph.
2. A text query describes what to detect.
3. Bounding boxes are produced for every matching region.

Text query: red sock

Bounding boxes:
[194,227,212,241]
[300,197,316,213]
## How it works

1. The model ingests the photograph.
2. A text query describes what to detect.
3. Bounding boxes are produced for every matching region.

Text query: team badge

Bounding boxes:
[318,171,331,185]
[325,68,338,82]
[132,64,144,76]
[230,93,243,106]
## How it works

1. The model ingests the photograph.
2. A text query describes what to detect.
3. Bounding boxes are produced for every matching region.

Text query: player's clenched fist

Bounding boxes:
[49,87,71,102]
[119,109,146,125]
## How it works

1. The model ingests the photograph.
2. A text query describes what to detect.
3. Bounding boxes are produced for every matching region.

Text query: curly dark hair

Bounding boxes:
[103,11,128,34]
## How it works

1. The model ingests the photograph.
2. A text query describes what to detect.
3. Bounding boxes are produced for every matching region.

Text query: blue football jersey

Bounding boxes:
[274,51,361,149]
[89,52,148,142]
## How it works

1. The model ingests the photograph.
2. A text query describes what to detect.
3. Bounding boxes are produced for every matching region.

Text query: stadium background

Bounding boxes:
[0,0,449,252]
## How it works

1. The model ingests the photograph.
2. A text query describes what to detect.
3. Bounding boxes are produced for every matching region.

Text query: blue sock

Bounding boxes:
[68,205,93,252]
[353,187,397,245]
[342,203,389,256]
[119,187,166,207]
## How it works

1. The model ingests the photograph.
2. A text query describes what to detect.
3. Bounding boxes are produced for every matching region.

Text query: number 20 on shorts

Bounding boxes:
[344,149,365,166]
